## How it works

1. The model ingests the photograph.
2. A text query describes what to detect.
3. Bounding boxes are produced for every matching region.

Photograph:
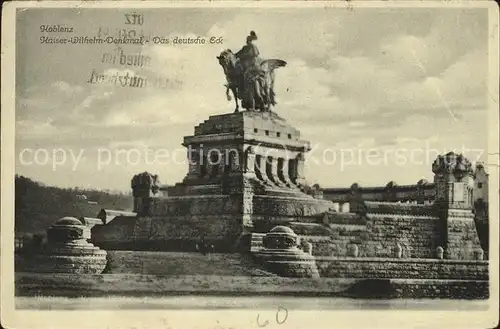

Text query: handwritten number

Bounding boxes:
[276,306,288,325]
[256,314,269,327]
[257,306,288,327]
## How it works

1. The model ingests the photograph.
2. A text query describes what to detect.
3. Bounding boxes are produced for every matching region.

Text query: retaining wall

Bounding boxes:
[315,257,488,280]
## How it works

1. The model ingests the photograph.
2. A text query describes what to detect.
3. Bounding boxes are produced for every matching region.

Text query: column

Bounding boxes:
[295,153,306,186]
[288,158,297,184]
[278,157,293,186]
[227,149,241,173]
[186,148,200,180]
[217,151,226,177]
[207,149,220,178]
[199,152,208,178]
[244,146,256,175]
[432,153,480,260]
[255,154,270,182]
[268,156,284,186]
[131,172,157,216]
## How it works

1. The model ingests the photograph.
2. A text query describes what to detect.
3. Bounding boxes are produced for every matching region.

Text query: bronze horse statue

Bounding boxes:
[217,49,286,112]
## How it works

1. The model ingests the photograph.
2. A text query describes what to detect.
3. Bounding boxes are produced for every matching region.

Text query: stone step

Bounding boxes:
[250,233,265,253]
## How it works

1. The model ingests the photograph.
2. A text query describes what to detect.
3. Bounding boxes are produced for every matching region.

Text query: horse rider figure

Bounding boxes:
[216,31,286,112]
[235,31,262,105]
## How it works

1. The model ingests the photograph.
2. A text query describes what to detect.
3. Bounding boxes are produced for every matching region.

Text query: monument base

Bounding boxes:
[26,217,108,274]
[254,249,320,278]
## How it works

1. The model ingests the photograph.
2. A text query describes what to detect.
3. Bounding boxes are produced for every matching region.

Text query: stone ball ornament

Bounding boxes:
[417,179,429,186]
[350,183,361,190]
[47,216,91,242]
[436,246,444,260]
[385,181,398,189]
[262,225,299,249]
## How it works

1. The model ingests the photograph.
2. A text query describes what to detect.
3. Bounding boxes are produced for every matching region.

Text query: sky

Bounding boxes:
[15,7,490,192]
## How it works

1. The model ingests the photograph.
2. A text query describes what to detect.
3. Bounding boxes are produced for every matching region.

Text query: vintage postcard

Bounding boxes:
[1,1,499,329]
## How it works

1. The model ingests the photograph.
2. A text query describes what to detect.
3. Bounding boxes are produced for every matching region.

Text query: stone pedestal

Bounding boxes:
[432,152,483,260]
[254,226,319,278]
[29,217,107,274]
[131,172,160,216]
[93,111,333,251]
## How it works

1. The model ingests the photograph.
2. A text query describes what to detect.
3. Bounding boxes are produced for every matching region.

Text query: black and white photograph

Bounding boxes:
[1,1,499,329]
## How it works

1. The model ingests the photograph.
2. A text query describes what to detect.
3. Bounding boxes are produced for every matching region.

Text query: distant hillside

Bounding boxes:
[15,175,133,236]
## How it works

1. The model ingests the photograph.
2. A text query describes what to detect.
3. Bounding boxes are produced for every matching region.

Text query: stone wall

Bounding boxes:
[342,278,489,299]
[388,279,489,299]
[252,195,332,217]
[362,214,442,258]
[444,209,483,260]
[135,214,242,245]
[93,194,245,251]
[315,257,488,280]
[298,213,442,258]
[92,213,242,251]
[150,195,243,217]
[92,193,335,252]
[251,196,332,232]
[91,216,137,248]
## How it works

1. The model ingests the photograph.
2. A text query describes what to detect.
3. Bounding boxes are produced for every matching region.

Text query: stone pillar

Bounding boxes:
[186,148,200,180]
[242,148,255,231]
[255,153,271,183]
[198,151,208,178]
[294,153,306,186]
[131,172,160,216]
[268,156,284,186]
[416,179,428,204]
[288,158,297,183]
[227,149,241,173]
[217,151,226,177]
[207,149,221,178]
[384,181,397,202]
[278,157,293,186]
[432,152,482,260]
[349,183,366,215]
[436,246,444,259]
[432,152,474,209]
[244,146,256,175]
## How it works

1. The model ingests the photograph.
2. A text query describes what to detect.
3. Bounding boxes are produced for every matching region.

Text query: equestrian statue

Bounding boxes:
[217,31,287,112]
